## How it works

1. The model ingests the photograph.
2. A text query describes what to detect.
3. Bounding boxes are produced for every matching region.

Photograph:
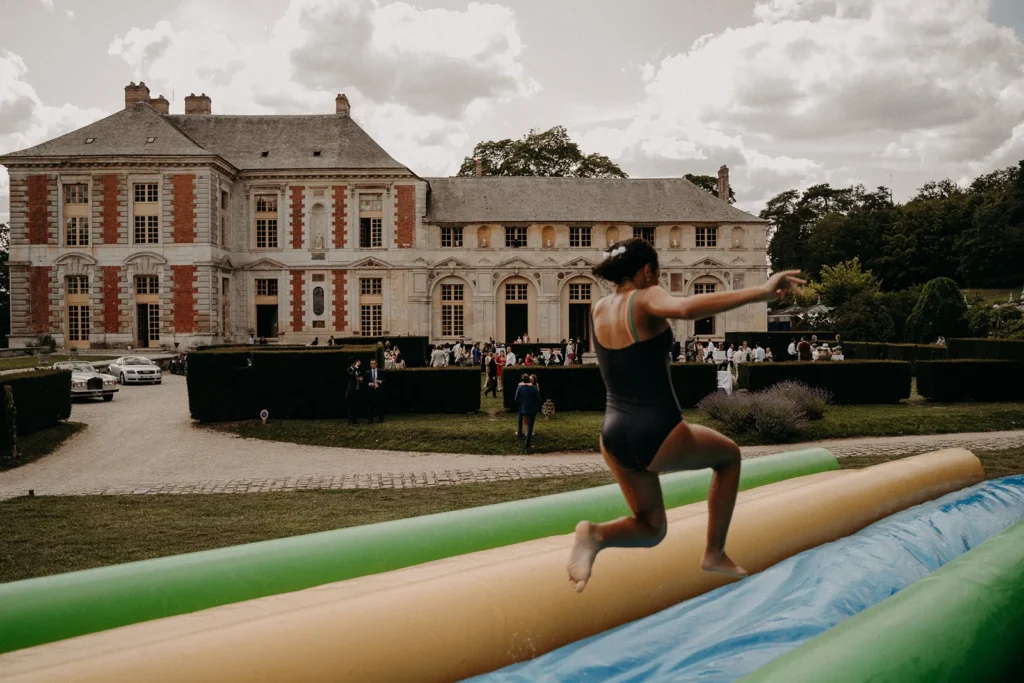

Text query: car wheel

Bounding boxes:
[119,373,126,385]
[103,394,114,402]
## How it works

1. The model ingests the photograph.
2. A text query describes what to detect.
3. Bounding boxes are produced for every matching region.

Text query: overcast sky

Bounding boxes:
[2,0,1024,222]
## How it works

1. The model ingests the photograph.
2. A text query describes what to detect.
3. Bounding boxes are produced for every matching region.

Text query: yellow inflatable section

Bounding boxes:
[0,450,983,683]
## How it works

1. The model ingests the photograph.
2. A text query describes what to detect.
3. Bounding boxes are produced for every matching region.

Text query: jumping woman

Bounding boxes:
[566,239,804,593]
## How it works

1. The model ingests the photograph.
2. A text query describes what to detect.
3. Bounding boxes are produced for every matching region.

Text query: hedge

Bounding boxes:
[724,331,836,363]
[0,370,72,458]
[842,342,948,375]
[501,363,718,412]
[917,360,1024,402]
[946,338,1024,360]
[186,349,479,422]
[737,361,911,404]
[196,336,430,367]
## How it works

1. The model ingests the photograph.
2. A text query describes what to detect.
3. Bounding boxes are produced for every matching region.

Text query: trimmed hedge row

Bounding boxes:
[501,363,718,412]
[186,350,479,422]
[196,336,430,367]
[1,370,72,459]
[917,360,1024,402]
[946,338,1024,360]
[842,342,948,376]
[737,361,911,404]
[724,331,836,363]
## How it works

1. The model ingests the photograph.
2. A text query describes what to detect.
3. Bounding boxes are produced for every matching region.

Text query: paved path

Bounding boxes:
[1,376,1022,499]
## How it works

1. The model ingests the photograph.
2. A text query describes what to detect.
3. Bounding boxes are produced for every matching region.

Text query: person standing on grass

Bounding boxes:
[514,373,542,449]
[345,357,363,425]
[788,338,798,360]
[484,352,499,398]
[798,336,812,361]
[754,343,766,362]
[565,238,804,593]
[364,359,385,423]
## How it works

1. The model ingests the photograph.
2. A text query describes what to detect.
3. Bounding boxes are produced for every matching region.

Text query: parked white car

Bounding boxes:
[107,356,163,385]
[52,361,119,401]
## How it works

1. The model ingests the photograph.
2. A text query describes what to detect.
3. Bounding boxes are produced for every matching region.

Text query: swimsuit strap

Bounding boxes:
[626,290,640,344]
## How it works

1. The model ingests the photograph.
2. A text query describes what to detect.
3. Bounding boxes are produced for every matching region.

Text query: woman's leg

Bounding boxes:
[649,422,746,578]
[566,443,668,593]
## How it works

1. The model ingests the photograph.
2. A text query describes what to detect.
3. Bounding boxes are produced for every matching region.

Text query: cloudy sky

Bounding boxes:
[2,0,1024,222]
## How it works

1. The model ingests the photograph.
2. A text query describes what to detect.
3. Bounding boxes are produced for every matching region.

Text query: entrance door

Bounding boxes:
[136,303,160,348]
[504,304,528,344]
[256,305,279,338]
[137,303,150,347]
[569,303,591,349]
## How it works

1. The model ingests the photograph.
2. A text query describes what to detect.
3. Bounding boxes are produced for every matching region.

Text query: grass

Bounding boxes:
[0,422,86,472]
[0,355,112,372]
[1,447,1020,584]
[211,397,1024,453]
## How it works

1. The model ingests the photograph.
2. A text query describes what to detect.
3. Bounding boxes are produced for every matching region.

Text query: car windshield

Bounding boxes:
[56,362,96,372]
[123,357,153,365]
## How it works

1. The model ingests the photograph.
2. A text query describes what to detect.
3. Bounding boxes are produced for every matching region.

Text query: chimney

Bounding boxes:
[124,81,151,109]
[336,93,350,116]
[717,165,730,202]
[184,93,212,115]
[474,157,483,177]
[148,95,169,115]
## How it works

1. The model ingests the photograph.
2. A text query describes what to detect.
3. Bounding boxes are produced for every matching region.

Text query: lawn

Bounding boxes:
[0,422,86,472]
[1,447,1020,584]
[210,397,1024,454]
[0,355,112,372]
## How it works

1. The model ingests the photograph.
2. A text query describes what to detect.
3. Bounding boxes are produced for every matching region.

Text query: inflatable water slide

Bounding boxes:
[0,447,1022,682]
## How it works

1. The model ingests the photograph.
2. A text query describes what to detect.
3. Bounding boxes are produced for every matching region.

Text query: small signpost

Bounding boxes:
[260,409,269,425]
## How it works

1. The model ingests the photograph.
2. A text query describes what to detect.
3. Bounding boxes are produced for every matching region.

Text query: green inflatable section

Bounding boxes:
[0,448,833,654]
[741,519,1024,683]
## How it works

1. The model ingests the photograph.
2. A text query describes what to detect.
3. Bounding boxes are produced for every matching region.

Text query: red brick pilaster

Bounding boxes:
[102,266,122,333]
[27,175,51,245]
[100,174,121,244]
[171,174,196,243]
[333,270,348,332]
[171,265,197,334]
[332,185,347,249]
[395,185,415,248]
[28,266,52,333]
[290,270,305,332]
[290,186,304,249]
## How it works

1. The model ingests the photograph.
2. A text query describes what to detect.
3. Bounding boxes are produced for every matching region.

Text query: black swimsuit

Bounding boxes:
[594,291,683,472]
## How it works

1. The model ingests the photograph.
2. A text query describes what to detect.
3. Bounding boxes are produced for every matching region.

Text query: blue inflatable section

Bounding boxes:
[469,476,1024,683]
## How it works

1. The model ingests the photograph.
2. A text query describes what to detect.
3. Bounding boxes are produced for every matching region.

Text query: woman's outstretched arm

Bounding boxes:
[642,270,805,321]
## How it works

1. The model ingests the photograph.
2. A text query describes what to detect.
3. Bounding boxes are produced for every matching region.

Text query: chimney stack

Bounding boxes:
[124,81,151,109]
[336,93,350,116]
[148,95,169,115]
[184,93,212,115]
[717,165,730,202]
[474,157,483,177]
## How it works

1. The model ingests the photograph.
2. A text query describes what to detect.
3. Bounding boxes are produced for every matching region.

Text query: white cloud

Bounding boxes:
[38,0,54,9]
[65,9,74,18]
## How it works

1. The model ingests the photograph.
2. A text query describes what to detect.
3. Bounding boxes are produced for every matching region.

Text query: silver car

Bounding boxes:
[108,356,163,385]
[52,361,119,401]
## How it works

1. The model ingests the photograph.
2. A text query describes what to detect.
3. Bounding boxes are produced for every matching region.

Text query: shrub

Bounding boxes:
[186,349,479,422]
[0,369,71,438]
[501,363,718,412]
[752,394,806,442]
[946,338,1024,360]
[738,360,911,404]
[764,380,831,420]
[724,332,836,363]
[906,277,968,343]
[194,336,431,367]
[842,342,948,376]
[917,360,1024,402]
[697,391,755,433]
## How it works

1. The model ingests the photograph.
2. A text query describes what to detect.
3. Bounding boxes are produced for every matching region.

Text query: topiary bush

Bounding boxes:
[0,370,72,456]
[946,338,1024,360]
[764,380,831,420]
[738,360,910,404]
[917,360,1024,402]
[906,277,968,343]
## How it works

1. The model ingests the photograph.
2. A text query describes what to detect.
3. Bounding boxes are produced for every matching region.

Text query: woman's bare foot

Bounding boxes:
[701,551,748,579]
[567,521,602,593]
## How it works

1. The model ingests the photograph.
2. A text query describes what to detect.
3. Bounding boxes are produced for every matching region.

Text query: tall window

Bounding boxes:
[359,193,383,248]
[67,305,90,343]
[505,226,528,248]
[66,217,89,246]
[63,182,90,247]
[696,227,718,248]
[569,226,592,248]
[694,282,716,295]
[441,284,465,337]
[360,305,382,336]
[568,283,591,301]
[135,275,159,294]
[66,275,89,295]
[506,283,528,301]
[633,226,656,244]
[256,279,278,296]
[64,184,88,204]
[220,190,229,246]
[360,278,382,295]
[132,182,160,244]
[254,194,278,249]
[440,227,463,248]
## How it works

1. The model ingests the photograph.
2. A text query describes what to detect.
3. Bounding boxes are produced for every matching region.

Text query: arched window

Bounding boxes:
[732,226,745,249]
[312,286,325,316]
[606,225,619,248]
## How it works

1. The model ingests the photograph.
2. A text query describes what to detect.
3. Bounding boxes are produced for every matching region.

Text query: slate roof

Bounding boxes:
[424,177,765,224]
[0,102,411,173]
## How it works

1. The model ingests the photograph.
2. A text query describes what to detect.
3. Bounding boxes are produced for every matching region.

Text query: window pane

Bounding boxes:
[634,226,655,244]
[312,286,325,316]
[64,184,88,204]
[255,195,277,213]
[359,194,382,212]
[570,227,592,248]
[360,304,382,336]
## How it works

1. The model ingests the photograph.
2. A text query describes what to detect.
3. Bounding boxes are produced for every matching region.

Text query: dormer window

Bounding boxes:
[84,138,95,144]
[146,137,157,144]
[260,151,269,157]
[312,150,321,157]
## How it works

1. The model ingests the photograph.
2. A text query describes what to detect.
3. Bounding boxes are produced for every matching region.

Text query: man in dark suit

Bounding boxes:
[364,359,385,423]
[513,373,542,449]
[345,357,363,425]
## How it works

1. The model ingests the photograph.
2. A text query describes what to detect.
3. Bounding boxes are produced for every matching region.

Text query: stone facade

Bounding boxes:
[0,87,769,349]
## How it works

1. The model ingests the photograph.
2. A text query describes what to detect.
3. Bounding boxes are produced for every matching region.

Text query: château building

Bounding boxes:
[0,83,769,350]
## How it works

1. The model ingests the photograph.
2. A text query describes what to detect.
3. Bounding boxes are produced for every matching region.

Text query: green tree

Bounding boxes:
[817,258,880,308]
[880,183,970,290]
[955,162,1024,287]
[683,173,736,203]
[906,277,968,343]
[835,291,896,342]
[457,126,628,178]
[763,190,806,272]
[880,285,923,344]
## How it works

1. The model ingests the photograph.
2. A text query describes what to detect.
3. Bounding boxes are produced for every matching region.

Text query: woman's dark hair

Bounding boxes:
[592,238,659,284]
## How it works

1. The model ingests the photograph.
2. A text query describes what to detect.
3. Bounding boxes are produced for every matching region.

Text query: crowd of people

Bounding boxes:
[677,333,845,373]
[428,338,590,371]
